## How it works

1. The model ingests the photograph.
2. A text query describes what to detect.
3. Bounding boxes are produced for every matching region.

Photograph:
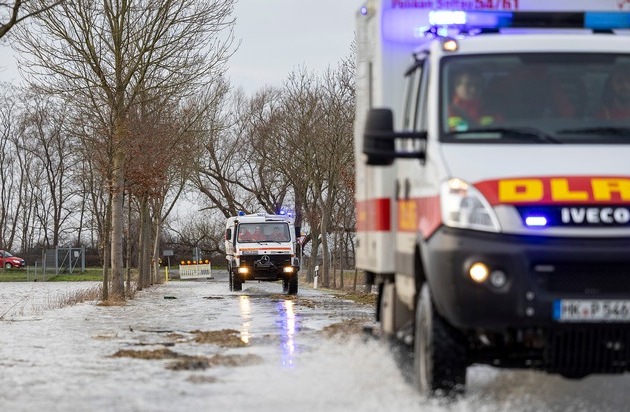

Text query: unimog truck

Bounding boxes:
[225,212,300,294]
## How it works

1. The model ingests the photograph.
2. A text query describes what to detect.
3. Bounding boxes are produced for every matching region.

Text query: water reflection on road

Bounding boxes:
[276,299,297,368]
[238,295,253,344]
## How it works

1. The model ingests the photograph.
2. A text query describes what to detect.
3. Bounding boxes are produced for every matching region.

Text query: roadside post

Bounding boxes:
[163,249,174,282]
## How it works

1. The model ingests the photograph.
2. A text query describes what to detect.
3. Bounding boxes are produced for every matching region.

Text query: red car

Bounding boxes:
[0,250,26,269]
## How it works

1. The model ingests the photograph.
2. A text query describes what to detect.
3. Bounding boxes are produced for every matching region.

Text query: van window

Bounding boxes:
[440,53,630,144]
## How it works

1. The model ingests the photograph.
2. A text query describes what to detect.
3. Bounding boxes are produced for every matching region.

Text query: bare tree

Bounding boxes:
[0,85,22,251]
[0,0,61,39]
[17,90,78,248]
[15,0,236,299]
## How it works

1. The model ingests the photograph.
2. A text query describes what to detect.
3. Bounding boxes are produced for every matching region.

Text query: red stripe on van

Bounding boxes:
[356,198,391,231]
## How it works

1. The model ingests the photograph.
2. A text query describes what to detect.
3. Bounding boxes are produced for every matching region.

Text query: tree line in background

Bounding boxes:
[0,0,357,299]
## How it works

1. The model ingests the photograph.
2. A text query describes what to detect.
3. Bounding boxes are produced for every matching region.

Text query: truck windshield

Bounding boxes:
[441,53,630,144]
[237,223,290,243]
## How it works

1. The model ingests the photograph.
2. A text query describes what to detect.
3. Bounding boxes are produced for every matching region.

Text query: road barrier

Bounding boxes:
[178,263,213,280]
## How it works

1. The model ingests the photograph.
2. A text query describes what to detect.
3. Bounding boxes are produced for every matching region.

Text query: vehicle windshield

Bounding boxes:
[237,222,290,243]
[441,53,630,144]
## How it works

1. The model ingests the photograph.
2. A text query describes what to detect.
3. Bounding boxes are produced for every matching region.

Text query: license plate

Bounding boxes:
[554,300,630,322]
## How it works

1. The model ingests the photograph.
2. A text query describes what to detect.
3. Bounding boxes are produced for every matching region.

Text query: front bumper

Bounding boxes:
[425,227,630,330]
[235,254,297,281]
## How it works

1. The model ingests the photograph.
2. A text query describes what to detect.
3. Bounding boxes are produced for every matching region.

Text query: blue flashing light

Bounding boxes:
[238,211,246,216]
[585,12,630,30]
[429,11,466,26]
[360,6,368,16]
[382,10,630,44]
[277,207,295,218]
[525,216,548,228]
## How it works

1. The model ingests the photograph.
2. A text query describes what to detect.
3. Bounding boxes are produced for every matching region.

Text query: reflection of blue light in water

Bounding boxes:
[239,296,252,344]
[277,300,298,368]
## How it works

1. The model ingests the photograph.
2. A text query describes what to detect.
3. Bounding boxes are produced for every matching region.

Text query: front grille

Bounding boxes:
[545,326,630,376]
[240,254,291,269]
[533,262,630,295]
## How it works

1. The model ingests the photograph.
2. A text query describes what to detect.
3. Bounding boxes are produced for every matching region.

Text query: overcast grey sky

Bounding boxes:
[0,1,360,95]
[229,0,359,94]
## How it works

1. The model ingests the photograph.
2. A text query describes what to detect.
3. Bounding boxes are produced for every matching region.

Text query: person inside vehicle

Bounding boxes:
[238,227,253,241]
[598,66,630,120]
[448,66,497,130]
[250,225,266,241]
[269,226,286,241]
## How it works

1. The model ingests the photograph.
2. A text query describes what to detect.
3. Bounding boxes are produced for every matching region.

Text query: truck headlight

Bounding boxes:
[283,267,294,273]
[238,267,249,274]
[440,178,500,232]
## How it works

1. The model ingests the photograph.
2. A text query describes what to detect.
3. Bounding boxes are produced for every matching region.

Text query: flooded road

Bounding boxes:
[1,271,630,411]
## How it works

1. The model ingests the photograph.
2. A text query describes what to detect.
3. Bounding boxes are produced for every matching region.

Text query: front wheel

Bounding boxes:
[287,275,298,295]
[414,284,468,397]
[4,262,12,269]
[233,272,243,291]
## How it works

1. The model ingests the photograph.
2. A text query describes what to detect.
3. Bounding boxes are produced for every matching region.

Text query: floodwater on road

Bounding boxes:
[1,273,630,412]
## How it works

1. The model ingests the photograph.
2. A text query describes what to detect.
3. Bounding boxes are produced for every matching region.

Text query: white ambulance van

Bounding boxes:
[356,0,630,396]
[225,212,300,294]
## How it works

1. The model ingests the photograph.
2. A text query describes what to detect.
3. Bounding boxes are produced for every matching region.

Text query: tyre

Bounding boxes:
[282,277,289,293]
[4,262,12,269]
[287,275,298,295]
[229,269,234,291]
[233,273,243,291]
[414,284,467,397]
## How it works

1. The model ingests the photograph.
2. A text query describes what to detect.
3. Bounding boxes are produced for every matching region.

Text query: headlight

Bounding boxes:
[238,267,249,274]
[440,178,500,232]
[283,267,294,273]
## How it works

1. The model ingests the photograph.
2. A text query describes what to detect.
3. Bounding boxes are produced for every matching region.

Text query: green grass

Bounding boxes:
[0,269,29,281]
[0,267,104,282]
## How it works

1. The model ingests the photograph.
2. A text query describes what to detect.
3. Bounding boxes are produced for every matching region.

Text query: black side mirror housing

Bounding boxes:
[363,108,396,166]
[362,108,427,166]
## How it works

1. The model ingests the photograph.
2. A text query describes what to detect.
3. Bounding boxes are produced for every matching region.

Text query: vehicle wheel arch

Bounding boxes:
[414,243,427,299]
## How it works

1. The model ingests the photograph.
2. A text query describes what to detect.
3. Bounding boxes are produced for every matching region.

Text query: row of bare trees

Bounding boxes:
[187,59,356,288]
[0,0,357,297]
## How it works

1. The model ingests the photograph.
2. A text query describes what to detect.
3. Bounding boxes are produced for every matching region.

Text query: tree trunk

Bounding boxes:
[125,193,132,294]
[110,122,126,299]
[101,191,112,301]
[152,214,162,284]
[321,216,330,288]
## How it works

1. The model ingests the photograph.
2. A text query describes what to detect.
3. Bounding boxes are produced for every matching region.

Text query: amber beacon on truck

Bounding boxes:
[355,0,630,396]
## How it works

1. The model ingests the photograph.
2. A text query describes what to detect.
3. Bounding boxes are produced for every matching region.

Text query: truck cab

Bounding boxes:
[356,0,630,396]
[225,212,300,294]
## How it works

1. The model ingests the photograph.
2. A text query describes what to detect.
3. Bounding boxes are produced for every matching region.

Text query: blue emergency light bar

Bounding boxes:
[429,11,630,30]
[382,10,630,43]
[429,10,630,30]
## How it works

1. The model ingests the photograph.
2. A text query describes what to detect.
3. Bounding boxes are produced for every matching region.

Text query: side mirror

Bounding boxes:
[363,108,427,166]
[363,108,396,166]
[225,228,232,241]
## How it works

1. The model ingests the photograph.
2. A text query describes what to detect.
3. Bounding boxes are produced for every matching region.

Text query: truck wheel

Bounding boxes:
[414,284,467,397]
[229,270,234,291]
[282,277,289,292]
[287,275,298,295]
[233,274,243,291]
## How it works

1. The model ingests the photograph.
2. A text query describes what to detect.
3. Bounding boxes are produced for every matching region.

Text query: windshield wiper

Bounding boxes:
[556,127,630,137]
[453,127,562,143]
